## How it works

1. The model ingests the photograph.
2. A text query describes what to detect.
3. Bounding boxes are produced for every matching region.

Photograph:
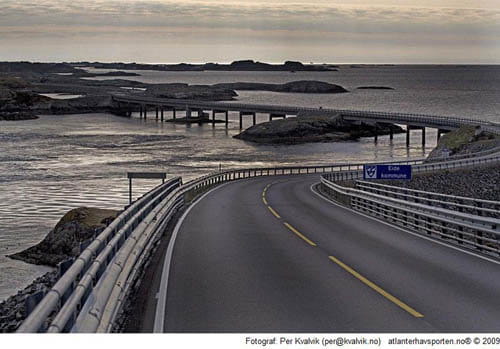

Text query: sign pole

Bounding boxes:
[129,177,133,204]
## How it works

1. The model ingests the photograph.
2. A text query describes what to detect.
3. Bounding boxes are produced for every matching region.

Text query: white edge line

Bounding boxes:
[153,181,233,333]
[309,183,500,266]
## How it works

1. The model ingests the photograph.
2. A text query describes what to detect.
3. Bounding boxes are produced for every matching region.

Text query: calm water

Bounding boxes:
[0,65,499,300]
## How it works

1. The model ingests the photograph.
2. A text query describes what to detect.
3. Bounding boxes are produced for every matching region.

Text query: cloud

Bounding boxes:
[1,0,499,32]
[0,0,498,63]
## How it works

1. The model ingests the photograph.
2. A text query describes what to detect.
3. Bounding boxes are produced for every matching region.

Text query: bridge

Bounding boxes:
[111,94,497,146]
[16,99,500,333]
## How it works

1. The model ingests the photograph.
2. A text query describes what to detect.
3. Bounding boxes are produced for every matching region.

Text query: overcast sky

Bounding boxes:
[0,0,499,63]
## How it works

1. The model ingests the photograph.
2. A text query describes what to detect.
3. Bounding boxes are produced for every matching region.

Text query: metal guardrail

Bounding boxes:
[355,181,500,216]
[18,177,183,333]
[319,151,500,257]
[324,153,500,182]
[320,177,500,256]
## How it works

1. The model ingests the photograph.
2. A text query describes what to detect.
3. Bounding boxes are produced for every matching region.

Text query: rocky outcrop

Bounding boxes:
[234,113,403,144]
[146,83,237,101]
[426,125,500,160]
[0,111,38,121]
[9,207,119,267]
[214,81,348,94]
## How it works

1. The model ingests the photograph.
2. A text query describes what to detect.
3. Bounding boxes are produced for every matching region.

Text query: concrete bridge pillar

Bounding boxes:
[239,111,256,129]
[437,128,449,141]
[161,108,164,122]
[421,127,426,146]
[155,107,159,121]
[269,113,286,122]
[225,111,228,127]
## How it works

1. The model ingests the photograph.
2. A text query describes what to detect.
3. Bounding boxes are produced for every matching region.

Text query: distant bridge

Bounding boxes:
[112,93,497,146]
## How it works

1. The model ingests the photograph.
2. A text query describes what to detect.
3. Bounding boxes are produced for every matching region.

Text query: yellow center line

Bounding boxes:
[283,222,317,247]
[268,206,281,219]
[328,256,424,318]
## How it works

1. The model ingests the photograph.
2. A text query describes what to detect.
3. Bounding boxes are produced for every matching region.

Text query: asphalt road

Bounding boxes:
[154,175,500,332]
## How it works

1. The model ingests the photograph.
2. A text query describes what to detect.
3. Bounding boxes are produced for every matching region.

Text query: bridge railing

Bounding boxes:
[112,94,499,129]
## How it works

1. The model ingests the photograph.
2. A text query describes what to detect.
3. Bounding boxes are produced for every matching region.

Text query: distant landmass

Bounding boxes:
[72,60,338,72]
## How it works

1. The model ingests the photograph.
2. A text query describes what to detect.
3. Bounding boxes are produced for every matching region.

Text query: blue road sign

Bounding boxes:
[363,164,412,180]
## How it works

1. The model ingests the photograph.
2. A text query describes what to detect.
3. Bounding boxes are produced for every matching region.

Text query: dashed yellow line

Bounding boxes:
[268,206,281,219]
[283,222,317,247]
[328,256,424,318]
[261,182,421,318]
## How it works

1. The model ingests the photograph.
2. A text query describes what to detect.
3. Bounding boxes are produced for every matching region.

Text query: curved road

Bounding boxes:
[153,175,500,332]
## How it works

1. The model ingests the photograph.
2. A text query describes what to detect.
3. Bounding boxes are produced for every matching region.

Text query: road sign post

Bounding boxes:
[127,172,167,203]
[363,164,412,180]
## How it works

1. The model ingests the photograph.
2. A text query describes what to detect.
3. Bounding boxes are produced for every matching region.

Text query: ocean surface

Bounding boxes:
[0,65,499,300]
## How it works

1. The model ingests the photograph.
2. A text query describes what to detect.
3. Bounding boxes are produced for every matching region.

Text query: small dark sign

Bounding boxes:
[363,164,412,180]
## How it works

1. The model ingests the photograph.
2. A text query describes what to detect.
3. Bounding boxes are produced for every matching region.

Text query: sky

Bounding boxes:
[0,0,499,64]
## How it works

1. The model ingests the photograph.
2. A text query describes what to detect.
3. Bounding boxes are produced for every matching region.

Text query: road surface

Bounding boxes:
[151,175,500,332]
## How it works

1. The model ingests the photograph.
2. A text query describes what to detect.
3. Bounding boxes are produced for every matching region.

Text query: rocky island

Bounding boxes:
[234,112,403,144]
[214,81,348,93]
